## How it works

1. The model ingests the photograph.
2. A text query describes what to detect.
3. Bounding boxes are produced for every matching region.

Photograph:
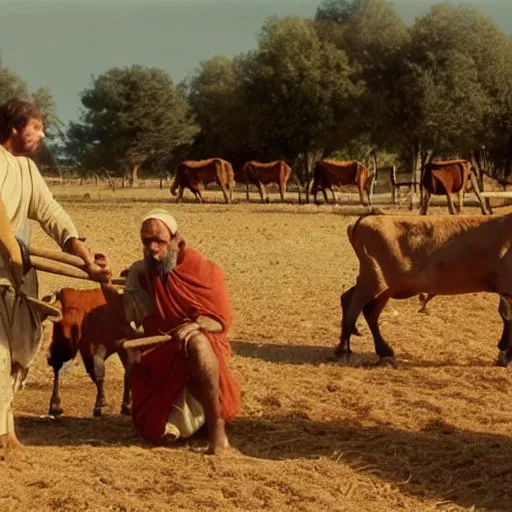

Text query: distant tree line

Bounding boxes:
[2,0,512,188]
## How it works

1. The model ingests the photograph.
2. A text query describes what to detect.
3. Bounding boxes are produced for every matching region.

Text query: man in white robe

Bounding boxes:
[0,98,111,456]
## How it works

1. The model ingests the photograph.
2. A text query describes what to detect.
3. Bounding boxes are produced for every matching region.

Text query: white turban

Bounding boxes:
[141,208,178,235]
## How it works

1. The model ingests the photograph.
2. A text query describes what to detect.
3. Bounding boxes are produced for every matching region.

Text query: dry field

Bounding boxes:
[2,184,512,512]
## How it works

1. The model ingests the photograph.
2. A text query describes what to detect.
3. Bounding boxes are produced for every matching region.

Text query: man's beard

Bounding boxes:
[146,248,178,280]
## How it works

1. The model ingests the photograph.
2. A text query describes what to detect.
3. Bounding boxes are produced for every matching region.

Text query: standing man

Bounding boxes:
[119,209,240,454]
[0,98,111,456]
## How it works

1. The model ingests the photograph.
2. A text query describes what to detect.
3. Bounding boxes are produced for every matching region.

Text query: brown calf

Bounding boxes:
[46,287,137,417]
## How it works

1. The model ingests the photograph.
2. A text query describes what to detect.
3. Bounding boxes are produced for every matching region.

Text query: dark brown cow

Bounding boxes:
[421,159,470,215]
[310,160,372,207]
[170,158,235,204]
[46,287,137,417]
[242,160,296,203]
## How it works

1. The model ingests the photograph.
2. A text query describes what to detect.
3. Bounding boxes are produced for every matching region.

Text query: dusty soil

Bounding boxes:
[1,185,511,512]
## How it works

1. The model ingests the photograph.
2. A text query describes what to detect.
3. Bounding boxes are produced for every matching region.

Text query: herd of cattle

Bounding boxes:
[170,156,482,214]
[37,156,507,421]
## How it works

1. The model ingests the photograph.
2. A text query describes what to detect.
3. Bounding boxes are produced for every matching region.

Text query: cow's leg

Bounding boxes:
[418,293,435,313]
[335,285,368,359]
[321,187,329,204]
[186,333,228,454]
[446,193,457,215]
[357,182,367,207]
[497,295,512,367]
[117,348,132,416]
[330,187,337,204]
[195,189,205,204]
[177,185,184,203]
[48,368,64,416]
[458,188,465,214]
[219,182,230,204]
[421,190,432,215]
[246,181,250,201]
[312,187,319,205]
[279,180,286,202]
[81,346,107,417]
[362,295,395,360]
[258,182,268,203]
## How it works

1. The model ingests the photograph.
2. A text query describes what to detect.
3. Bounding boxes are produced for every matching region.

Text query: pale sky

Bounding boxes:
[0,0,510,125]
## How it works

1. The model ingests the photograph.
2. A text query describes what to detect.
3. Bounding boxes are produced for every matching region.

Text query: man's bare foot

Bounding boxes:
[206,419,229,455]
[0,432,24,459]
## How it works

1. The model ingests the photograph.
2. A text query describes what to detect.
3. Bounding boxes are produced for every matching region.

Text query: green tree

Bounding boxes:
[315,0,409,155]
[238,16,363,191]
[183,55,253,169]
[68,65,199,184]
[0,58,27,104]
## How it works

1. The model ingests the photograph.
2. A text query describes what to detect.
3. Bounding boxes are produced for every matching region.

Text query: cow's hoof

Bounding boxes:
[93,407,104,417]
[333,344,347,357]
[121,404,132,416]
[49,404,64,417]
[496,351,509,368]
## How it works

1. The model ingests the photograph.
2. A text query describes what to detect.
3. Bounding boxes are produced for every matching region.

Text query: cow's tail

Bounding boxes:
[347,212,377,246]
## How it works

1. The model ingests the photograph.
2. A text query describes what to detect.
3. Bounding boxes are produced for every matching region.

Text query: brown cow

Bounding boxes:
[170,158,235,204]
[46,286,138,417]
[421,159,471,215]
[310,160,372,208]
[242,160,297,203]
[336,212,512,366]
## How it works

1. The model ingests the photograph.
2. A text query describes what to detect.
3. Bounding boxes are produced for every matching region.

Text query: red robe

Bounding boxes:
[131,248,241,445]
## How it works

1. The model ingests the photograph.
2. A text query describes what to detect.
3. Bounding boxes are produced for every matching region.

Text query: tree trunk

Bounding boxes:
[410,142,422,210]
[369,152,378,202]
[505,132,512,179]
[129,164,140,187]
[102,169,116,192]
[470,150,491,214]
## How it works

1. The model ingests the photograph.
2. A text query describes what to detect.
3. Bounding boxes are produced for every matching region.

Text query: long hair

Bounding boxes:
[0,98,44,143]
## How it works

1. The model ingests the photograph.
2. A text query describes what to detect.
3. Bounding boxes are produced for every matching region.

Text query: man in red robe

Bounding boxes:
[123,209,240,454]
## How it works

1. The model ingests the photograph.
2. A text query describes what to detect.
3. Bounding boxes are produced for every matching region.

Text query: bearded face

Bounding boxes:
[140,219,180,278]
[11,117,45,157]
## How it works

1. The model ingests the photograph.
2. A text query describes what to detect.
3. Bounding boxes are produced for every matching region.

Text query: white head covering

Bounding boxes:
[141,208,178,235]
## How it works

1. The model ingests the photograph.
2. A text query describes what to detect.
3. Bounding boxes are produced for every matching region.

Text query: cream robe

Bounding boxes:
[0,145,80,436]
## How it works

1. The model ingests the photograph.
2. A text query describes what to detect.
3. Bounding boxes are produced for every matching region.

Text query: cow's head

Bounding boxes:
[47,306,85,367]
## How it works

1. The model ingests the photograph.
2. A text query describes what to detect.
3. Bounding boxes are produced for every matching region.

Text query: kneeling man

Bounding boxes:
[120,209,240,454]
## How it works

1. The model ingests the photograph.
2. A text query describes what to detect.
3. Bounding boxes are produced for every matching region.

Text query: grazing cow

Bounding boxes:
[421,159,471,215]
[46,286,137,417]
[170,158,235,204]
[242,160,297,203]
[310,160,372,208]
[336,212,512,366]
